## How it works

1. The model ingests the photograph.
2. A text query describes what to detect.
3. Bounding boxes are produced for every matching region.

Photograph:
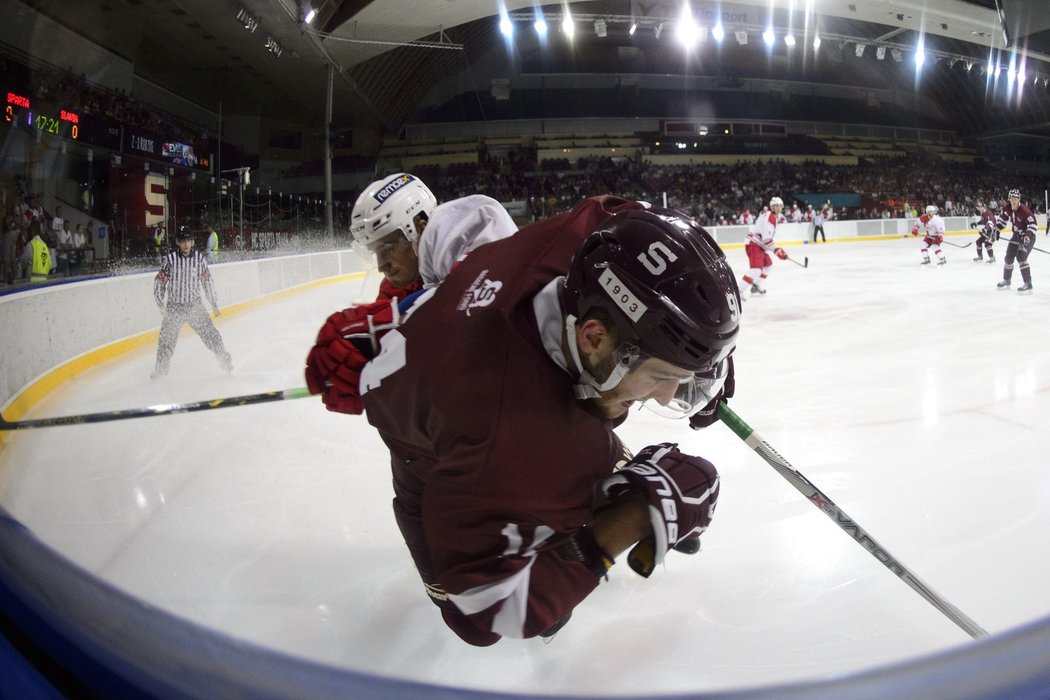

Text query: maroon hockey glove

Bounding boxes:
[304,300,399,415]
[774,247,787,260]
[689,355,734,430]
[599,443,720,577]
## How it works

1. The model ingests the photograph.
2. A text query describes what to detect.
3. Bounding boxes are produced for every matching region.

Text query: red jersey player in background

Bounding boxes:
[995,189,1038,293]
[308,199,739,645]
[972,201,1001,264]
[742,196,788,296]
[911,204,947,266]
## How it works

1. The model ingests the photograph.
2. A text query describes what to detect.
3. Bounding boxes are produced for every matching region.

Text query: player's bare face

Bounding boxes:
[592,357,694,420]
[178,238,194,256]
[1009,196,1020,208]
[370,231,419,288]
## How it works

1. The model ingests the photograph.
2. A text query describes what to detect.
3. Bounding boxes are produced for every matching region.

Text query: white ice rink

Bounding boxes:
[2,235,1049,696]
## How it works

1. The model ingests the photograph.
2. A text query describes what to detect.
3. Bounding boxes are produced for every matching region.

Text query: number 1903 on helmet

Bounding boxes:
[562,208,741,417]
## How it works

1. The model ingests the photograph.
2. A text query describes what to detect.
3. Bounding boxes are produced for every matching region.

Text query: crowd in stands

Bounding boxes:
[2,190,98,285]
[405,154,1049,224]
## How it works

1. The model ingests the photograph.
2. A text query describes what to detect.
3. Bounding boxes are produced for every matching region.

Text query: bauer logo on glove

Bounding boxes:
[599,443,720,577]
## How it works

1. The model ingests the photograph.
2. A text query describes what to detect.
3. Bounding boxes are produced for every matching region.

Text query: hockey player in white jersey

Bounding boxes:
[912,205,947,265]
[742,196,788,295]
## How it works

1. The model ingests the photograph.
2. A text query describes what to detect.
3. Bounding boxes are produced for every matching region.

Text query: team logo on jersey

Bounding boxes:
[373,173,416,203]
[458,269,503,315]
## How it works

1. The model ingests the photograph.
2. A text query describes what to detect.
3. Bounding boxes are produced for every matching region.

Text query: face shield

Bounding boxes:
[641,358,730,419]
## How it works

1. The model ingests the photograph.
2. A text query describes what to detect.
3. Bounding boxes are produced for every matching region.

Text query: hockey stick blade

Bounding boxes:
[786,255,808,268]
[717,402,989,640]
[0,387,314,431]
[943,240,973,249]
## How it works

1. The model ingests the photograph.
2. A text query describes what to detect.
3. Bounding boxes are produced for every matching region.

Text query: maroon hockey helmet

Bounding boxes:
[562,208,741,373]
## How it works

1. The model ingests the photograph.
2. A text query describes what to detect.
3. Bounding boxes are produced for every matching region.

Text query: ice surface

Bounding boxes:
[2,236,1049,695]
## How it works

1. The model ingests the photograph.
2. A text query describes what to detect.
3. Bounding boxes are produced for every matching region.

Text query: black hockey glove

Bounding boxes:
[689,355,735,430]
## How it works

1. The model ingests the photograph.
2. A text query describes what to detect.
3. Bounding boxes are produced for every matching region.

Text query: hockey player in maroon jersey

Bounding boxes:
[972,201,1001,264]
[995,189,1038,293]
[350,172,517,302]
[911,205,947,265]
[741,196,788,296]
[314,199,739,645]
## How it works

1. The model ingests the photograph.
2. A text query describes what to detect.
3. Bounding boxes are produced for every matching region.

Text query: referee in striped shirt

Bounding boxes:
[152,227,233,378]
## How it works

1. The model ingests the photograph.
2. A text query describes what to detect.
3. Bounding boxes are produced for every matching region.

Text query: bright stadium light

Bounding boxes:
[763,27,775,46]
[712,23,725,41]
[562,12,574,38]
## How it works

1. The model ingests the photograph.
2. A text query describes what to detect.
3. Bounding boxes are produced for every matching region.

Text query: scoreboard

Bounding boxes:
[4,89,121,151]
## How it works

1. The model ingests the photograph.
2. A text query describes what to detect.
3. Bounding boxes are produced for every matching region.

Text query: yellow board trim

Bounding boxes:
[1,272,368,442]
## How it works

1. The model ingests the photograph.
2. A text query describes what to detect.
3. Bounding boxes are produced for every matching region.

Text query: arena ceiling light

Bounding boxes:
[891,48,903,62]
[735,30,748,45]
[763,27,776,46]
[594,19,607,37]
[876,46,886,60]
[235,7,258,33]
[784,34,796,47]
[854,42,866,57]
[813,34,821,50]
[712,23,725,42]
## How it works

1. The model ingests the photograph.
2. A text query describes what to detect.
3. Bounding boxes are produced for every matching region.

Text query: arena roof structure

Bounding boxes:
[13,0,1050,136]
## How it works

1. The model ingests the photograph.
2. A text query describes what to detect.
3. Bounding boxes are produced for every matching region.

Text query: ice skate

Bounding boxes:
[973,255,983,262]
[987,257,995,264]
[1017,282,1033,294]
[920,259,931,265]
[997,280,1011,290]
[750,284,766,295]
[937,259,947,266]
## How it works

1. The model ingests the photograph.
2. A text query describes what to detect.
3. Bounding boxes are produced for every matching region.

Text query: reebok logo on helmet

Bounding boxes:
[373,174,416,203]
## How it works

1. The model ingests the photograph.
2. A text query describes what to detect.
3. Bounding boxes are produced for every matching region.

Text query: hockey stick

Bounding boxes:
[1032,245,1050,255]
[785,255,808,268]
[942,240,973,249]
[717,402,989,640]
[0,387,314,431]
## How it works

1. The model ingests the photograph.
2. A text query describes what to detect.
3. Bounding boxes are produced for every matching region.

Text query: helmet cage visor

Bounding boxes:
[641,357,730,419]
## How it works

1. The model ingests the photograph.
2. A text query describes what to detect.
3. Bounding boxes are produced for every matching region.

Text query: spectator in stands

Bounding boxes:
[206,226,220,262]
[2,214,21,284]
[55,220,73,276]
[21,220,51,283]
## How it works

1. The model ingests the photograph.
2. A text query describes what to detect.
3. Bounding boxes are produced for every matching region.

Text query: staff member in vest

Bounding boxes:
[206,226,220,262]
[21,221,51,283]
[151,227,233,378]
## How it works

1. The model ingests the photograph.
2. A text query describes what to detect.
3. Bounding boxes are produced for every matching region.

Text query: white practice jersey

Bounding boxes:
[416,195,518,288]
[747,211,778,251]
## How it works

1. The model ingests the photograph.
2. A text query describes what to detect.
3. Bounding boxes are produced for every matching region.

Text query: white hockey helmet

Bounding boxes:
[351,173,437,249]
[925,205,938,216]
[1008,189,1021,199]
[769,196,784,207]
[988,201,998,210]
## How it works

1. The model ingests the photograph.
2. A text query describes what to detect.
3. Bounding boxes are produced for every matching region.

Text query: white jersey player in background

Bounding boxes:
[912,205,947,265]
[741,196,788,296]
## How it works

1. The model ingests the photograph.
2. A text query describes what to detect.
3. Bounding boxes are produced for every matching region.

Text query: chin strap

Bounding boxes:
[564,313,637,400]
